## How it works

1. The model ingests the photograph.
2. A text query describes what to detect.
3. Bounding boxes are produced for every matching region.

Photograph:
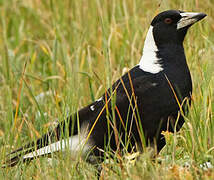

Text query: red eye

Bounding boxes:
[164,18,172,24]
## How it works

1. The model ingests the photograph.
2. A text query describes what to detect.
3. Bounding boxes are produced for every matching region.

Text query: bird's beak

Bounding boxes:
[177,12,207,30]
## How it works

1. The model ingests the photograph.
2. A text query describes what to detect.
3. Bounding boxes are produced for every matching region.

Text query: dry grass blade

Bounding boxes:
[13,61,28,131]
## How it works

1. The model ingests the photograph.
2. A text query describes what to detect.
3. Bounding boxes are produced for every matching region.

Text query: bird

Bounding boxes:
[3,10,206,167]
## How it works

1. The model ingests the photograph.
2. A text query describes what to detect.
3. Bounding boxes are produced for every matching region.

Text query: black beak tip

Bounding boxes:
[197,13,207,21]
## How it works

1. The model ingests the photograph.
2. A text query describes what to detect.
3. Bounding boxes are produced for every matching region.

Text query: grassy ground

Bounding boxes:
[0,0,214,179]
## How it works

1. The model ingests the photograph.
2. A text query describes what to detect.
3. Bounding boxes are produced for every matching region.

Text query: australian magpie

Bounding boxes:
[3,10,206,167]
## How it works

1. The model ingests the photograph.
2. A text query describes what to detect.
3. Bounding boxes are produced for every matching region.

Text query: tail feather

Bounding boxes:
[3,149,35,168]
[3,126,90,167]
[23,139,65,159]
[3,131,55,167]
[3,156,20,167]
[22,134,90,159]
[7,131,53,155]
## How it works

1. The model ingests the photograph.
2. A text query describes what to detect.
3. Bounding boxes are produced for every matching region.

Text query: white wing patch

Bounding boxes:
[139,26,163,74]
[96,96,103,102]
[90,105,95,111]
[152,82,158,86]
[90,96,103,111]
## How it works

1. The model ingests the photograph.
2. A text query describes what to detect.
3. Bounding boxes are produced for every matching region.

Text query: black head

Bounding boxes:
[150,10,207,46]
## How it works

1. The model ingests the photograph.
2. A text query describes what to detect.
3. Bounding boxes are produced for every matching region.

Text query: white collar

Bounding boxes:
[139,26,163,74]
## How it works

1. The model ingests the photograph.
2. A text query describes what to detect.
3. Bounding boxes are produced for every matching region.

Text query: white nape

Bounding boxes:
[139,26,163,74]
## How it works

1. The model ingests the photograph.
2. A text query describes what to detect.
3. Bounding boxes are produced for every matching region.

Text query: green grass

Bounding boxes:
[0,0,214,179]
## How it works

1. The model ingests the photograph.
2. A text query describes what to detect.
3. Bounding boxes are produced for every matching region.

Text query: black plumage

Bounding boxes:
[3,10,206,167]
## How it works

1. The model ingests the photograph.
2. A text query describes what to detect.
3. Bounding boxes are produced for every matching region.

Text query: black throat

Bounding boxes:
[156,44,188,71]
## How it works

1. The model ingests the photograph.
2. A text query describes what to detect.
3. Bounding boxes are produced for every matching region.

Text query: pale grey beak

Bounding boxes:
[177,12,207,29]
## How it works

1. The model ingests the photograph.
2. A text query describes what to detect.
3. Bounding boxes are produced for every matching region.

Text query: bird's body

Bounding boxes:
[4,10,206,167]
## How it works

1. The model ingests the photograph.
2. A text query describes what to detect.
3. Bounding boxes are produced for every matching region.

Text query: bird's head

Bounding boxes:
[140,10,207,73]
[150,10,207,46]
